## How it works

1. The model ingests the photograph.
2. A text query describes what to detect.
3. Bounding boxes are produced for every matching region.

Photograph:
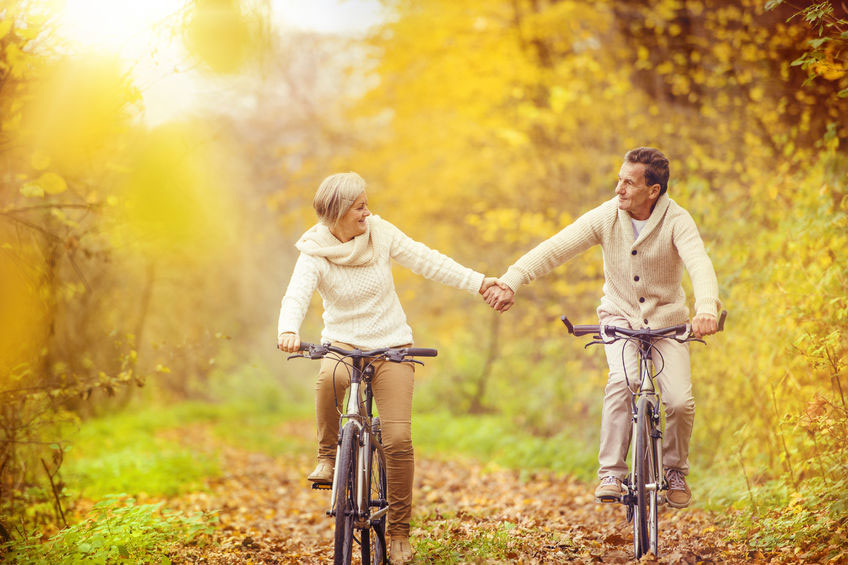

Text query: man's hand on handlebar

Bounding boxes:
[278,331,301,353]
[691,313,717,339]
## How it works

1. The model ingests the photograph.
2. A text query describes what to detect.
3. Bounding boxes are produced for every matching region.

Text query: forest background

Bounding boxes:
[1,0,846,561]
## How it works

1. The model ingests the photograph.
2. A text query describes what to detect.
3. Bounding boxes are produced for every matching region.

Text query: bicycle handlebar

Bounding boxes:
[291,342,438,362]
[402,347,439,357]
[561,310,727,341]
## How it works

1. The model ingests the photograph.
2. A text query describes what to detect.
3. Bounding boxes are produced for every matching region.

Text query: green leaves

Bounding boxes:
[2,495,213,563]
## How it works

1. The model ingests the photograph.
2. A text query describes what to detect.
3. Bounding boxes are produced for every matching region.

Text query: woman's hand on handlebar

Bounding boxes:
[278,331,301,353]
[691,313,717,338]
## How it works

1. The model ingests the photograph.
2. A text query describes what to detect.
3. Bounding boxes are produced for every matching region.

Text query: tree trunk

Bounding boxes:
[468,313,501,414]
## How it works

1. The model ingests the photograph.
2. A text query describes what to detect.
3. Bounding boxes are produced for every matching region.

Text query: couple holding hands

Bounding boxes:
[276,147,721,563]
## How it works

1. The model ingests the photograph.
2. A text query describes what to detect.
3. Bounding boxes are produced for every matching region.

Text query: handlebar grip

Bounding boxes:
[718,310,727,332]
[561,316,600,337]
[404,347,438,357]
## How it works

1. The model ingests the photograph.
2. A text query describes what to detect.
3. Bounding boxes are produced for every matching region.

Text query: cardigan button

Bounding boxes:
[644,319,649,325]
[634,276,640,282]
[639,297,645,303]
[631,250,637,255]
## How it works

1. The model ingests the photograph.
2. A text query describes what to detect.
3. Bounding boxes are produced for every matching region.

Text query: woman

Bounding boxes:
[277,172,497,563]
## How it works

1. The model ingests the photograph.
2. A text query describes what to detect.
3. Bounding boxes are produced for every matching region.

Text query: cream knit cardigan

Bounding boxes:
[278,215,485,349]
[499,194,721,328]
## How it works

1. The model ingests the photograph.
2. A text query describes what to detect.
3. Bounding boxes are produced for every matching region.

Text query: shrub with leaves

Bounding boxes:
[1,495,215,564]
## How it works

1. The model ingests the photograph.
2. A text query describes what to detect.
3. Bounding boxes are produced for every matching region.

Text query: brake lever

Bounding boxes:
[404,358,424,366]
[386,351,404,363]
[585,340,606,349]
[287,353,306,360]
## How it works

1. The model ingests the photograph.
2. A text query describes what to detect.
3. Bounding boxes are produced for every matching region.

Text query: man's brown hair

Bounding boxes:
[624,147,669,196]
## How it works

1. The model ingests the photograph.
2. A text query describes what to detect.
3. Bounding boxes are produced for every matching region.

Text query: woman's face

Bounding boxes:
[335,192,370,240]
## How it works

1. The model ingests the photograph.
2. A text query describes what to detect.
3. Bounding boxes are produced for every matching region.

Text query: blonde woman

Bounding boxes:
[277,172,499,563]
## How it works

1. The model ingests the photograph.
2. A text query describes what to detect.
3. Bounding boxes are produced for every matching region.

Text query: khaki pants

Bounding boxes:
[598,316,695,480]
[315,342,415,538]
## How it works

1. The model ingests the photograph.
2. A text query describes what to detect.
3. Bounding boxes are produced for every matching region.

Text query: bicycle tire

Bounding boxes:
[633,397,658,559]
[648,413,660,557]
[362,417,388,565]
[334,423,358,565]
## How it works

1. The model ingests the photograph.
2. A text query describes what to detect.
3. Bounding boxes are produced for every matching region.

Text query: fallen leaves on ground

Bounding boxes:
[164,424,757,563]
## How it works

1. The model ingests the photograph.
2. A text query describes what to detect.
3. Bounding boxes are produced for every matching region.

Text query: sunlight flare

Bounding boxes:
[56,0,186,54]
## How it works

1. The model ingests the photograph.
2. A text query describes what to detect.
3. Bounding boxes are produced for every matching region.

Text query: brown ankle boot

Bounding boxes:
[390,537,413,563]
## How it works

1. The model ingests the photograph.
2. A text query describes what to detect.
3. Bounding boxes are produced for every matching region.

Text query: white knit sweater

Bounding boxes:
[499,195,721,329]
[278,215,485,349]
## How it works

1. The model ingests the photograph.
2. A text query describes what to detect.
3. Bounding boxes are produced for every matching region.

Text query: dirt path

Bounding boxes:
[167,424,754,564]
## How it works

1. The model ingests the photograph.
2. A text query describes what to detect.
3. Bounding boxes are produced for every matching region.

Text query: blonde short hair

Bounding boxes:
[313,172,366,225]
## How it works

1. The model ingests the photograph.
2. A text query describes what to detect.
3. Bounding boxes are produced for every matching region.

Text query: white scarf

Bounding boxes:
[294,216,380,267]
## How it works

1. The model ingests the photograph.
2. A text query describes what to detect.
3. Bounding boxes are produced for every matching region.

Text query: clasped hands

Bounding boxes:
[479,277,515,313]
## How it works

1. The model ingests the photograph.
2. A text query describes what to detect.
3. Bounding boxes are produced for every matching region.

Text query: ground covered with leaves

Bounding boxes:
[163,423,761,564]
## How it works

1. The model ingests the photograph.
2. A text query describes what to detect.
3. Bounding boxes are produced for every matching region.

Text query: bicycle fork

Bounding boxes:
[630,352,665,503]
[329,366,366,515]
[330,362,380,526]
[631,401,664,498]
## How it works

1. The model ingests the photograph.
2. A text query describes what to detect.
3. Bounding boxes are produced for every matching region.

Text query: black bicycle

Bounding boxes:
[561,311,726,559]
[287,343,437,565]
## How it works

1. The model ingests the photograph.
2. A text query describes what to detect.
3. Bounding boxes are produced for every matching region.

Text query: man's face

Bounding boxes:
[615,161,660,220]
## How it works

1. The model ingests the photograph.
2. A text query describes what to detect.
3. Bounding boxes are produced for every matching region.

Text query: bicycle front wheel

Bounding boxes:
[362,417,388,565]
[633,397,659,559]
[334,423,358,565]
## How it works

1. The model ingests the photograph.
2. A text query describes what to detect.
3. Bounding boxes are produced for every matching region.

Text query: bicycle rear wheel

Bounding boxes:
[362,417,388,565]
[334,423,358,565]
[633,397,659,559]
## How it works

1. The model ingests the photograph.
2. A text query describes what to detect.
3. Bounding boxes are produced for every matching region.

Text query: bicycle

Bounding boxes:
[561,311,726,559]
[286,342,437,565]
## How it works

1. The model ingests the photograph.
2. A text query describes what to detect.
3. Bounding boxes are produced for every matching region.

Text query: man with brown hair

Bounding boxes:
[484,147,721,508]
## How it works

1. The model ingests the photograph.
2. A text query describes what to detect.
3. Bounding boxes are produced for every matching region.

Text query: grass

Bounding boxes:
[3,495,214,564]
[414,521,518,563]
[413,412,599,482]
[63,389,313,499]
[62,406,220,499]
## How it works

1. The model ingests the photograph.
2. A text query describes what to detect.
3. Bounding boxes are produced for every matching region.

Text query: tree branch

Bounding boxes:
[41,457,67,528]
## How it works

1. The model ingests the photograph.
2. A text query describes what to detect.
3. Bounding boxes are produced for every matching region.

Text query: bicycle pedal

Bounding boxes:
[595,495,621,504]
[312,482,332,490]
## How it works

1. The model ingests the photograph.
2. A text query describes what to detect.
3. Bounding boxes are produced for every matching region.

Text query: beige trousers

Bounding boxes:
[598,316,695,480]
[315,342,415,538]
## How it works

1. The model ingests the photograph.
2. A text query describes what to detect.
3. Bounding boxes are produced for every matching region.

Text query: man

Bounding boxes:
[484,147,720,507]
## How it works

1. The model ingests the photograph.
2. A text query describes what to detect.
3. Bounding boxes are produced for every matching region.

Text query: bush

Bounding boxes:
[1,494,214,564]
